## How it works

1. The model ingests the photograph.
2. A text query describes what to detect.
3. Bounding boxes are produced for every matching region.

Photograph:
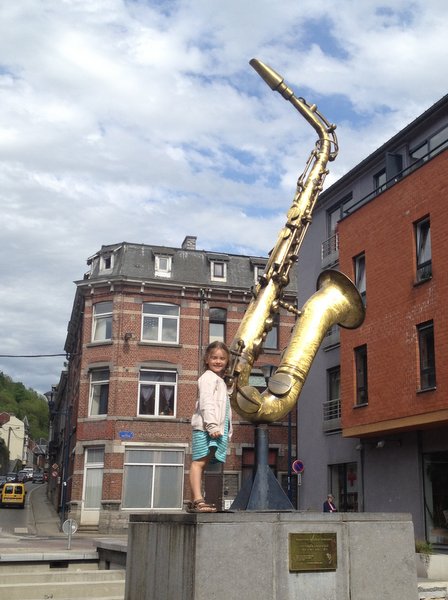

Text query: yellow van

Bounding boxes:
[1,482,26,508]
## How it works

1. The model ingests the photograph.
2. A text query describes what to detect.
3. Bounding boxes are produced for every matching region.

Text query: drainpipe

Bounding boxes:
[198,289,206,374]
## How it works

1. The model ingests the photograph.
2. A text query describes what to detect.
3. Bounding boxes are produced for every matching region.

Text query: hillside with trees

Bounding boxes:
[0,372,49,441]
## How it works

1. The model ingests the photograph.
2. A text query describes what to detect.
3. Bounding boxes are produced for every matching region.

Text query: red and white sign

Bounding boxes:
[292,459,304,474]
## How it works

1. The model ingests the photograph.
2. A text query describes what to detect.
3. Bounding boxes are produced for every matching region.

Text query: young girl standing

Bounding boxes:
[188,341,233,512]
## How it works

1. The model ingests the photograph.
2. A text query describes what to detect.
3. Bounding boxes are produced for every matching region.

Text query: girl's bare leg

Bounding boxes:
[190,456,209,500]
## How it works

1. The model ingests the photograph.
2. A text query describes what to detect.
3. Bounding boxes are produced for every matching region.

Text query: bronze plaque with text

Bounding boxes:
[289,533,337,572]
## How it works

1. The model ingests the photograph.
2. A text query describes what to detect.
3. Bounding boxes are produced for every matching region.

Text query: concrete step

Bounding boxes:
[0,561,100,573]
[0,570,125,600]
[1,568,125,584]
[418,580,448,599]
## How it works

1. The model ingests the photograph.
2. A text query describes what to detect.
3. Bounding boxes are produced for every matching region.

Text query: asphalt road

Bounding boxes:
[0,481,41,534]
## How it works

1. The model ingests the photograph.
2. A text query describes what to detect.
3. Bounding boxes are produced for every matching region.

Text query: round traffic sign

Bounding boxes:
[62,519,78,535]
[292,459,304,474]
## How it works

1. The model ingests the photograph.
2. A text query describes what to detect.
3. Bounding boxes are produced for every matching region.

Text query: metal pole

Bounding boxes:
[287,411,292,502]
[60,405,71,531]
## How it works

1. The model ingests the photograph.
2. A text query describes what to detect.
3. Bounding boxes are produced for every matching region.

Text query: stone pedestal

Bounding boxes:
[125,512,417,600]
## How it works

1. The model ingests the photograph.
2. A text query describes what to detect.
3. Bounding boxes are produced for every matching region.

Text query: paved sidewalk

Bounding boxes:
[0,484,127,558]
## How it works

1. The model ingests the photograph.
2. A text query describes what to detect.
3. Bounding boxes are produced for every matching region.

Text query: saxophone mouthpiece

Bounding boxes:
[249,58,284,91]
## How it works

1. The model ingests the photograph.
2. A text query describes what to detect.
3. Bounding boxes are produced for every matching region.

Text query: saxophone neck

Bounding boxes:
[250,58,338,161]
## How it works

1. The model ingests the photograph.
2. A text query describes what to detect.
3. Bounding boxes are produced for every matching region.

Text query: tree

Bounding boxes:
[0,372,49,442]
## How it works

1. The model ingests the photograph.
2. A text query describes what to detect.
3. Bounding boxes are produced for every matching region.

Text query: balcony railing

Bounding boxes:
[323,324,340,349]
[321,232,339,268]
[323,398,341,432]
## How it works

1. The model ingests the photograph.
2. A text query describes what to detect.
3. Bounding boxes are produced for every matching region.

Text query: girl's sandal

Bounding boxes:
[187,498,217,513]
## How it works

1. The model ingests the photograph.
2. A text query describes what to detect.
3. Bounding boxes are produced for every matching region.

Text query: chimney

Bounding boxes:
[181,236,197,250]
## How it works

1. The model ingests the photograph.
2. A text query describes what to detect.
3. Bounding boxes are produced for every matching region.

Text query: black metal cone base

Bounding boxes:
[230,424,294,511]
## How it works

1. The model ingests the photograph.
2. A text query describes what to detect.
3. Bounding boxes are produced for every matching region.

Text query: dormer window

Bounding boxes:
[211,261,226,281]
[155,255,172,278]
[100,254,113,272]
[254,264,265,284]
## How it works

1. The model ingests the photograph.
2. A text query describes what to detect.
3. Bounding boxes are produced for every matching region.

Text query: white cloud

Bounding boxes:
[0,0,446,391]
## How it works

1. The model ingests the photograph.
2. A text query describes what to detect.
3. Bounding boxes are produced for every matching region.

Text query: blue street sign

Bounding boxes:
[119,431,134,440]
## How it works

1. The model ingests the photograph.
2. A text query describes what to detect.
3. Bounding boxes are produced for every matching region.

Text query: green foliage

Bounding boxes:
[415,539,433,555]
[0,372,49,441]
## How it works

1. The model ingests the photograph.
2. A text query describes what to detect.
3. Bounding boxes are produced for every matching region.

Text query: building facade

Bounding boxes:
[49,236,297,532]
[0,413,26,472]
[295,94,448,545]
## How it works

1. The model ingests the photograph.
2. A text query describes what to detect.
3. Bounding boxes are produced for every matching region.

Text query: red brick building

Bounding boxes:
[48,236,297,532]
[339,148,448,437]
[296,92,448,545]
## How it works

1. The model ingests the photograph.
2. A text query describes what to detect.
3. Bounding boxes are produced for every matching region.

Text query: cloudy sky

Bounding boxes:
[1,0,447,394]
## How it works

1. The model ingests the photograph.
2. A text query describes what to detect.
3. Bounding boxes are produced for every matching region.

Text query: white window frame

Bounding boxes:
[122,445,185,510]
[141,302,179,344]
[138,369,177,417]
[155,255,172,278]
[211,261,227,282]
[254,265,265,285]
[92,301,113,342]
[89,369,109,416]
[100,254,113,272]
[82,447,104,510]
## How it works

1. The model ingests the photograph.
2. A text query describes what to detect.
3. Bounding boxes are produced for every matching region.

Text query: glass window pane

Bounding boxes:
[125,449,151,463]
[210,308,226,321]
[213,262,224,277]
[143,303,178,316]
[159,386,174,415]
[209,322,224,342]
[86,448,104,464]
[140,371,176,383]
[161,318,177,342]
[147,450,184,464]
[153,466,183,508]
[417,220,431,265]
[84,467,103,508]
[91,370,109,382]
[94,302,112,315]
[264,326,278,349]
[122,465,152,508]
[93,316,112,341]
[429,126,448,155]
[142,316,159,341]
[91,383,109,415]
[411,143,428,161]
[140,384,155,415]
[329,369,340,401]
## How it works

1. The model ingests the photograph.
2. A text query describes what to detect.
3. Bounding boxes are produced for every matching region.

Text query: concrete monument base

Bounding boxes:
[125,511,417,600]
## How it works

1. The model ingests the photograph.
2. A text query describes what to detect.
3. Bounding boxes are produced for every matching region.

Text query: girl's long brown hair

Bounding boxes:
[203,341,230,370]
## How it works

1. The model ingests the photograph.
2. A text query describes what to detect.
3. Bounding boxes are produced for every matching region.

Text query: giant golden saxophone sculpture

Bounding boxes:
[225,59,365,423]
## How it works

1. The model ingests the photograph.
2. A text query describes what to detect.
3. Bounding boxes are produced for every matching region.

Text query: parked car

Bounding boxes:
[0,476,7,491]
[18,469,33,482]
[6,472,18,482]
[32,471,45,483]
[1,482,26,508]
